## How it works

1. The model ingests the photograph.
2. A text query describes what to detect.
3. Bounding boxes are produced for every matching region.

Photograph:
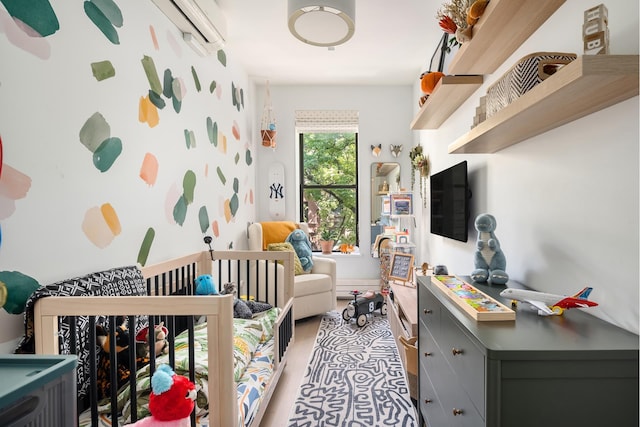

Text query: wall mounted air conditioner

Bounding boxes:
[151,0,227,55]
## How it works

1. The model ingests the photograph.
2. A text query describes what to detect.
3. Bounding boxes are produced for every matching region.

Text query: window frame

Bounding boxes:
[297,132,359,252]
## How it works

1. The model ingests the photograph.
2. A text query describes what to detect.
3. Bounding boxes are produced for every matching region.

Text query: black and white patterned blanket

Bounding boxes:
[15,265,148,399]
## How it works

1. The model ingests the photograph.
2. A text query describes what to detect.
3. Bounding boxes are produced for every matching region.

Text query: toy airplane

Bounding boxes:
[499,286,598,316]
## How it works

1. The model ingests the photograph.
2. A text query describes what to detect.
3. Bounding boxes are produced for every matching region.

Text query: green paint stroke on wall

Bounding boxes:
[217,49,227,67]
[230,193,239,216]
[0,0,60,36]
[173,195,188,226]
[184,129,196,149]
[137,227,155,266]
[162,69,174,98]
[172,96,182,114]
[91,60,115,81]
[246,148,253,166]
[233,177,239,194]
[216,167,226,185]
[191,66,201,92]
[148,90,166,109]
[198,206,209,233]
[90,0,123,28]
[207,118,218,147]
[142,56,162,96]
[93,137,122,172]
[0,270,40,314]
[79,112,110,153]
[182,170,196,204]
[209,81,217,94]
[234,152,239,164]
[84,1,119,44]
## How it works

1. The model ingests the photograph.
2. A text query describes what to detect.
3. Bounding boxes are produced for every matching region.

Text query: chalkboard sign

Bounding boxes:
[389,252,414,283]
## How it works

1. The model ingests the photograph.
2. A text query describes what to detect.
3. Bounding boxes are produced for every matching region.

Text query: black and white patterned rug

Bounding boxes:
[287,311,418,426]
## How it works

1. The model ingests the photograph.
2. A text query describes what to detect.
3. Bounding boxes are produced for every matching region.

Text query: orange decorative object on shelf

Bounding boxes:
[420,71,445,95]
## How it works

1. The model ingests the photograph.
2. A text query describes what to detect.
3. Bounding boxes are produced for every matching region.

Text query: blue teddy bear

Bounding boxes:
[195,274,218,295]
[285,229,313,272]
[470,213,509,285]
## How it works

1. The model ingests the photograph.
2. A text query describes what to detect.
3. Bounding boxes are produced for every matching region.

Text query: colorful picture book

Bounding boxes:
[431,275,515,321]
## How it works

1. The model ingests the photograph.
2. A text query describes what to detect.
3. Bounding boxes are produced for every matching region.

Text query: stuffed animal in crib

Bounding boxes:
[195,274,218,295]
[136,322,169,357]
[285,229,313,272]
[125,364,196,426]
[470,213,509,285]
[96,316,136,399]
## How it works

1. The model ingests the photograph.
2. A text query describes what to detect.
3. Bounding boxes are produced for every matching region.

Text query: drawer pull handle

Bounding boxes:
[451,348,464,356]
[453,408,464,416]
[424,352,432,357]
[424,398,433,404]
[423,309,433,314]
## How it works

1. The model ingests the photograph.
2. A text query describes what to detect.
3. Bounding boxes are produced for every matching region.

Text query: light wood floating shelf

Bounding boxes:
[410,75,483,130]
[448,0,566,75]
[448,55,639,154]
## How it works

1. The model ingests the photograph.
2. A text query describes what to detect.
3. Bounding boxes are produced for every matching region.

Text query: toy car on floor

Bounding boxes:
[342,290,387,327]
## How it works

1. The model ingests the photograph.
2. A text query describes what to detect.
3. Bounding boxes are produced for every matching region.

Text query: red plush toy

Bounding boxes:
[126,364,196,426]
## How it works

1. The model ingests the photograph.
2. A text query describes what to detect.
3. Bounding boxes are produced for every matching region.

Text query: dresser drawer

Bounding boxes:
[419,281,441,333]
[440,310,485,418]
[419,363,447,427]
[422,327,484,427]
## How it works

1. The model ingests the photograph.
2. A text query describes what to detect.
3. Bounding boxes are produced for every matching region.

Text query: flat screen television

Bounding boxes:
[430,161,471,242]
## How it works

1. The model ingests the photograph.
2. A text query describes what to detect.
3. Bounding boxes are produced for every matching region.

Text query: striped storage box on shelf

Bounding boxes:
[486,52,577,118]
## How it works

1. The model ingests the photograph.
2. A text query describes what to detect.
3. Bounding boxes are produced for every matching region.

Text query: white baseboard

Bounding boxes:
[336,278,380,299]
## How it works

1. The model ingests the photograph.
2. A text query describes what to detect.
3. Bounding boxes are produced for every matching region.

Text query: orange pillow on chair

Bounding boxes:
[260,221,298,250]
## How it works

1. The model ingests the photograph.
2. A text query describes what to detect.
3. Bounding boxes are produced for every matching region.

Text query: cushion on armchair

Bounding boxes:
[260,221,298,250]
[267,242,305,275]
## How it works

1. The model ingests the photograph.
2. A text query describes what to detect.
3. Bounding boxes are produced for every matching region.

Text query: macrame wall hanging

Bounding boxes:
[260,81,277,149]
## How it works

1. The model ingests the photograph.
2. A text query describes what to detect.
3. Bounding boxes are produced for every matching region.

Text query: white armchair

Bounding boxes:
[248,222,336,320]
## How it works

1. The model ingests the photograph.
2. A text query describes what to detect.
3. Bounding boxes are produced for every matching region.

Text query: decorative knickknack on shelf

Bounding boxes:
[409,145,430,207]
[261,80,276,148]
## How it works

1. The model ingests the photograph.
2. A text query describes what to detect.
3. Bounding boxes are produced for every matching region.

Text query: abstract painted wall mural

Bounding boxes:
[184,129,196,149]
[0,0,59,36]
[191,66,201,92]
[91,60,116,81]
[172,170,196,226]
[231,82,244,111]
[137,227,155,266]
[139,153,159,186]
[0,1,255,313]
[84,0,123,44]
[0,164,32,220]
[82,202,122,248]
[79,112,122,172]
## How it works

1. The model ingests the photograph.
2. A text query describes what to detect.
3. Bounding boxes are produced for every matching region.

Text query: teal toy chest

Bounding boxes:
[0,355,77,427]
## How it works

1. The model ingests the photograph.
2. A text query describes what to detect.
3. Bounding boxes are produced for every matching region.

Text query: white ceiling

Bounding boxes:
[215,1,445,85]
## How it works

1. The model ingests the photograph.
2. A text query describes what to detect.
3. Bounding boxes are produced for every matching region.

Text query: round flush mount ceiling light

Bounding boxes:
[288,0,355,47]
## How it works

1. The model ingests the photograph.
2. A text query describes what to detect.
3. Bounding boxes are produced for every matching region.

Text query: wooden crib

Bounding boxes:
[30,250,295,427]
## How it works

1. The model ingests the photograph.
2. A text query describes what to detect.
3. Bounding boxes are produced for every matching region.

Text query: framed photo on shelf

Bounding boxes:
[381,196,391,215]
[391,193,413,215]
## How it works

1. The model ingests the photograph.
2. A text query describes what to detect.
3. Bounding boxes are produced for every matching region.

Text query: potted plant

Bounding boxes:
[319,229,335,254]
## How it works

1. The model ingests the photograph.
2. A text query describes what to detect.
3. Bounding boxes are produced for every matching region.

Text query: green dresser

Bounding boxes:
[417,275,639,427]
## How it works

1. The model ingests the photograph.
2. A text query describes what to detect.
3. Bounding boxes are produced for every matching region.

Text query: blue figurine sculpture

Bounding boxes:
[470,213,509,285]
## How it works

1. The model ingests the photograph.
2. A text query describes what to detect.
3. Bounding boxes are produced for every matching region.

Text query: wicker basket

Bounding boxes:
[486,52,577,118]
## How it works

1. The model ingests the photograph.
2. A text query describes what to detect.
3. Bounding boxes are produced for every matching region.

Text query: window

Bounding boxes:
[299,132,359,252]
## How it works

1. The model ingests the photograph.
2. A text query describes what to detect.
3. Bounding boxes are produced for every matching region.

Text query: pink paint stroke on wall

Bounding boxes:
[0,164,32,220]
[149,25,159,50]
[140,153,159,186]
[0,8,51,59]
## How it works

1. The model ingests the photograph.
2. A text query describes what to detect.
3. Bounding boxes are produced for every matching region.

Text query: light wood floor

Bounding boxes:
[259,300,348,426]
